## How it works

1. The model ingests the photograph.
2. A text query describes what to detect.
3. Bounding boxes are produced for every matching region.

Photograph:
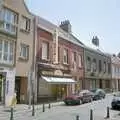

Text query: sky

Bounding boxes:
[26,0,120,54]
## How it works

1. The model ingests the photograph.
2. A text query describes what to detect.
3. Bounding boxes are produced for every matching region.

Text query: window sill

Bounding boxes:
[41,58,50,62]
[63,63,69,66]
[20,28,30,34]
[0,29,17,38]
[19,57,28,62]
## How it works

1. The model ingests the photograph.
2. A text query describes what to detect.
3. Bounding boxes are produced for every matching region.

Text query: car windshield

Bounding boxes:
[90,89,96,93]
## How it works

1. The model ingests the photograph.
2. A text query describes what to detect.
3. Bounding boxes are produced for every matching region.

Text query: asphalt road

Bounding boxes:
[33,94,120,120]
[1,94,120,120]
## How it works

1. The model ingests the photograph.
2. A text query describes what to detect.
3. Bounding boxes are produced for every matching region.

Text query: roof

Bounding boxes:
[111,55,120,64]
[36,16,84,47]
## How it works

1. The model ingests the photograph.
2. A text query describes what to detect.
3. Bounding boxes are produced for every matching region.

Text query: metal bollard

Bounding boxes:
[76,115,79,120]
[90,109,93,120]
[10,107,13,120]
[43,104,45,112]
[106,106,110,118]
[48,103,51,109]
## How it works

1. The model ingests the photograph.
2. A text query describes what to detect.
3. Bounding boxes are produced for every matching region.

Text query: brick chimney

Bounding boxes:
[59,20,72,33]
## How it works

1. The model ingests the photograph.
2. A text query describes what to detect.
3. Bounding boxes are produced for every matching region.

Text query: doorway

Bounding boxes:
[15,77,21,104]
[0,73,6,104]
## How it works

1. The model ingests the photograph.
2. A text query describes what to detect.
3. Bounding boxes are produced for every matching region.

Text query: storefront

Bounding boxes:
[37,69,76,103]
[0,67,16,106]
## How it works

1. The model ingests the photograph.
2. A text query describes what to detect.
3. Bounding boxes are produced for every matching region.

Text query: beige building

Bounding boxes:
[0,0,34,105]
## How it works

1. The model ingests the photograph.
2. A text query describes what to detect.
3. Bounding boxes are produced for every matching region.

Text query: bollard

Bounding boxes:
[106,106,110,118]
[43,104,45,112]
[48,103,51,109]
[76,115,79,120]
[10,107,13,120]
[90,109,93,120]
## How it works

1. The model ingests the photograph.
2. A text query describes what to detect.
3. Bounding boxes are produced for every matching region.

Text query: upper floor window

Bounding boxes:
[58,46,60,62]
[103,61,106,73]
[0,8,17,35]
[42,41,49,60]
[0,40,14,64]
[92,59,97,72]
[63,48,68,64]
[20,44,29,60]
[99,60,102,72]
[87,57,91,71]
[78,55,82,68]
[21,16,30,32]
[108,63,111,74]
[73,52,76,62]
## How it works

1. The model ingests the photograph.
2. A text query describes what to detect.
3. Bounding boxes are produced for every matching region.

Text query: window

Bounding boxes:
[63,48,68,64]
[78,55,82,68]
[0,8,18,35]
[103,61,106,73]
[74,52,76,62]
[99,60,102,72]
[0,40,14,64]
[92,59,97,72]
[20,44,29,59]
[21,16,30,32]
[108,63,111,74]
[87,57,91,71]
[58,46,60,62]
[42,42,49,60]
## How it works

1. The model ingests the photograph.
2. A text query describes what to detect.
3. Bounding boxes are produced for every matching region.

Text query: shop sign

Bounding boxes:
[42,71,54,76]
[54,70,63,76]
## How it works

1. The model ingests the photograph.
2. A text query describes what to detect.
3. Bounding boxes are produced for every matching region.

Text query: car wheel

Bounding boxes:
[103,95,105,99]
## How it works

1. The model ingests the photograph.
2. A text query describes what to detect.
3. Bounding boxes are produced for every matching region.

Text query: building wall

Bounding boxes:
[84,47,112,90]
[111,56,120,91]
[58,37,84,91]
[4,0,34,77]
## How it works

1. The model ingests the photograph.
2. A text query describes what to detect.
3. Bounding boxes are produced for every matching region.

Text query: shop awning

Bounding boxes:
[41,76,76,84]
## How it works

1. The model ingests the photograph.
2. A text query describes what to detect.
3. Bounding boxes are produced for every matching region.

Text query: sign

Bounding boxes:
[54,70,63,76]
[42,71,54,76]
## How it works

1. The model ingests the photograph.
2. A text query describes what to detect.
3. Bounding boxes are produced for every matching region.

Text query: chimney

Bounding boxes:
[92,36,99,47]
[59,20,72,33]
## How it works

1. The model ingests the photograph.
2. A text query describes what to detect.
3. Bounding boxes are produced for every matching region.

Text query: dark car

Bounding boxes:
[111,92,120,110]
[63,94,81,105]
[63,90,93,105]
[90,89,106,100]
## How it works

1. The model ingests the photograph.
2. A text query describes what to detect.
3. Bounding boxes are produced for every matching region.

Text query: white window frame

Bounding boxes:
[63,48,68,64]
[21,16,30,32]
[42,41,49,60]
[2,8,17,35]
[0,40,14,65]
[20,44,29,60]
[78,55,82,68]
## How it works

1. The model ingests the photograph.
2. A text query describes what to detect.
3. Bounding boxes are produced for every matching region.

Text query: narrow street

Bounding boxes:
[0,94,120,120]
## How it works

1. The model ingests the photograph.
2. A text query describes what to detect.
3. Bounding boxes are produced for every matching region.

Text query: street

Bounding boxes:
[0,94,120,120]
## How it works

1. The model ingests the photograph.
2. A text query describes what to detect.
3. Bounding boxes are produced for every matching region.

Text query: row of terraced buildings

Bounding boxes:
[0,0,120,105]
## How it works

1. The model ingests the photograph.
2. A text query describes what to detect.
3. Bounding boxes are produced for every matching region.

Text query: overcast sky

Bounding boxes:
[26,0,120,54]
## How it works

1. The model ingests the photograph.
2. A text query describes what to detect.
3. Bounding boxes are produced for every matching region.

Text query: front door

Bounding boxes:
[15,77,21,104]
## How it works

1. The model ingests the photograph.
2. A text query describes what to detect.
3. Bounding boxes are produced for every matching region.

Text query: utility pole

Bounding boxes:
[28,70,32,109]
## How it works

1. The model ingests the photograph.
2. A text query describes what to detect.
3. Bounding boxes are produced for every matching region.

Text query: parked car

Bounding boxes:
[63,90,93,105]
[111,92,120,110]
[63,94,81,105]
[79,90,93,103]
[90,89,106,100]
